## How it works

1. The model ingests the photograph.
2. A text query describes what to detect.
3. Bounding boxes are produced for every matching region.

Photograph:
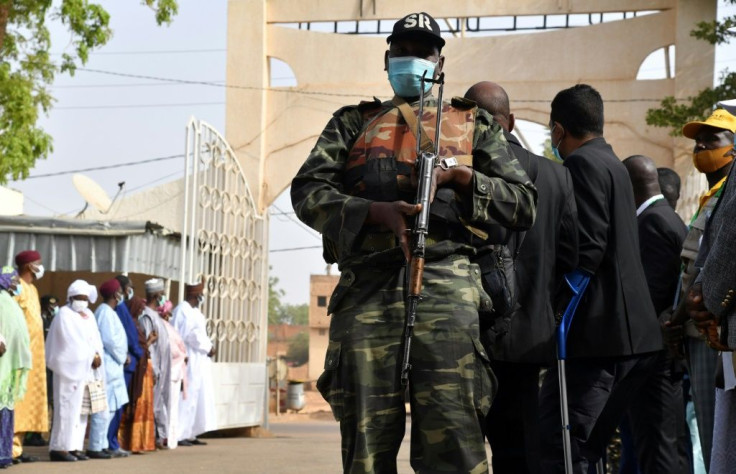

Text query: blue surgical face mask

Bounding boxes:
[550,124,564,162]
[158,295,167,307]
[12,285,22,297]
[387,56,437,98]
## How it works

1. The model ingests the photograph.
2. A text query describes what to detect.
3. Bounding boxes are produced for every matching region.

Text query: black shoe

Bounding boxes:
[178,439,193,447]
[189,438,208,446]
[24,433,47,447]
[71,451,89,461]
[85,450,111,459]
[14,454,40,463]
[49,451,77,462]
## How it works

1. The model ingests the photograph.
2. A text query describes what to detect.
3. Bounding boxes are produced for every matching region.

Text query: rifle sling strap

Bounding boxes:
[392,95,435,154]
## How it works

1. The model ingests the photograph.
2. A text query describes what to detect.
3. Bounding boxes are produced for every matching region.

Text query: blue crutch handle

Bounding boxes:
[556,269,591,360]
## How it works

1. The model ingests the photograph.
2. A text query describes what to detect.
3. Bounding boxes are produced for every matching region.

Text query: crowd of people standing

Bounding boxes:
[291,10,736,474]
[0,250,217,467]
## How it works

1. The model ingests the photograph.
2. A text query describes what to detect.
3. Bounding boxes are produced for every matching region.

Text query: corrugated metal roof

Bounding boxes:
[0,216,182,279]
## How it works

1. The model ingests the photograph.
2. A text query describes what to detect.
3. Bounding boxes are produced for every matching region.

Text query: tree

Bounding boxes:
[268,273,286,325]
[280,303,308,326]
[0,0,178,183]
[646,2,736,134]
[268,270,309,325]
[285,331,309,366]
[541,137,559,161]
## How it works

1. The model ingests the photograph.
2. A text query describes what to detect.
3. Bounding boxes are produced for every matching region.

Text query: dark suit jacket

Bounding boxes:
[637,199,688,315]
[699,164,736,347]
[564,137,662,358]
[488,131,579,364]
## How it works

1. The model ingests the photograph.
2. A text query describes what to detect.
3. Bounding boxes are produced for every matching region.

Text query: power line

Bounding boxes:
[51,76,292,90]
[51,48,226,56]
[270,203,321,241]
[55,101,224,110]
[75,68,693,103]
[269,209,296,216]
[53,81,226,89]
[77,68,382,98]
[22,154,184,179]
[269,245,322,253]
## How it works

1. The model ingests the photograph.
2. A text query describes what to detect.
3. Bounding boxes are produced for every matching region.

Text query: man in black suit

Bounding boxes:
[657,167,682,209]
[621,155,689,473]
[465,82,579,474]
[537,84,663,473]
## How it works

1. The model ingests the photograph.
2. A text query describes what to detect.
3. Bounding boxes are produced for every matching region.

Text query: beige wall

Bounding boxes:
[226,0,716,220]
[308,273,338,381]
[0,186,23,216]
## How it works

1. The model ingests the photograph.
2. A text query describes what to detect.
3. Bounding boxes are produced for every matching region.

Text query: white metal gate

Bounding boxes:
[180,118,268,428]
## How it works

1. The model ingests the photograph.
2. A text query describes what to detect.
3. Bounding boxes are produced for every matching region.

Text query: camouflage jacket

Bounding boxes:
[291,96,537,269]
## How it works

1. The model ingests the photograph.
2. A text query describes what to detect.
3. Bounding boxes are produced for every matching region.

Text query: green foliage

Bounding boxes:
[646,2,736,135]
[282,303,308,325]
[285,331,309,366]
[646,71,736,136]
[690,0,736,45]
[268,270,309,325]
[541,137,558,161]
[268,273,286,325]
[0,0,178,183]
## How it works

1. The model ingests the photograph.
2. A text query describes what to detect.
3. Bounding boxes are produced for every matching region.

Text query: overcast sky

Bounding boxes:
[7,1,736,305]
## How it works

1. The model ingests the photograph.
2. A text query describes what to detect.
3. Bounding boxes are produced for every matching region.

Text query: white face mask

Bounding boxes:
[197,295,205,307]
[71,300,89,313]
[127,287,135,300]
[32,264,45,280]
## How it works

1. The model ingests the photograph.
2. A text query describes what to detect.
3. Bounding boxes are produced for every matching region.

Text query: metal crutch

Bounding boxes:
[556,271,590,474]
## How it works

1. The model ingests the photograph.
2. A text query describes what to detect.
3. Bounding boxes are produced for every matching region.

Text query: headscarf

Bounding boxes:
[157,300,173,317]
[67,279,98,304]
[0,265,17,290]
[128,297,146,322]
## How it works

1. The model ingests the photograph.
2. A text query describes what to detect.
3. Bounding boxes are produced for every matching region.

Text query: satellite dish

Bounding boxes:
[73,174,113,213]
[72,174,125,218]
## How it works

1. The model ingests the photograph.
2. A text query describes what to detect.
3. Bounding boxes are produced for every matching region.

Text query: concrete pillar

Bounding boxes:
[226,0,269,212]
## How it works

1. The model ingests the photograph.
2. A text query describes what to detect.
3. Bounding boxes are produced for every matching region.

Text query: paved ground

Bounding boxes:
[11,391,491,473]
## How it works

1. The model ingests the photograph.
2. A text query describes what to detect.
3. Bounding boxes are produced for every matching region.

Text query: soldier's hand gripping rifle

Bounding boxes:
[400,71,445,387]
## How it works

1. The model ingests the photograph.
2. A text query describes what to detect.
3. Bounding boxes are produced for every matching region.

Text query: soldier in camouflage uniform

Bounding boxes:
[291,12,537,474]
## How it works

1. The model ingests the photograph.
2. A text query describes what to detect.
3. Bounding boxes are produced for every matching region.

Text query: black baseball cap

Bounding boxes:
[387,12,445,49]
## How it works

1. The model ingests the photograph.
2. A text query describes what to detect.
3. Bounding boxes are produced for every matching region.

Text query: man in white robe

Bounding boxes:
[46,280,103,462]
[172,280,216,445]
[157,300,188,450]
[88,279,130,459]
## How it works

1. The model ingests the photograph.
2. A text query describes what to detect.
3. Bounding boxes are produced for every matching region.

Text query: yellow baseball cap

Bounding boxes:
[682,108,736,139]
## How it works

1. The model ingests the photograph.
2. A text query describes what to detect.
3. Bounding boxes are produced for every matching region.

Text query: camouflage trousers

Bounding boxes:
[317,254,497,474]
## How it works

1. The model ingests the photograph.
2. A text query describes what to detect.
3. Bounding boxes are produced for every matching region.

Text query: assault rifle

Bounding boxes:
[400,71,445,387]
